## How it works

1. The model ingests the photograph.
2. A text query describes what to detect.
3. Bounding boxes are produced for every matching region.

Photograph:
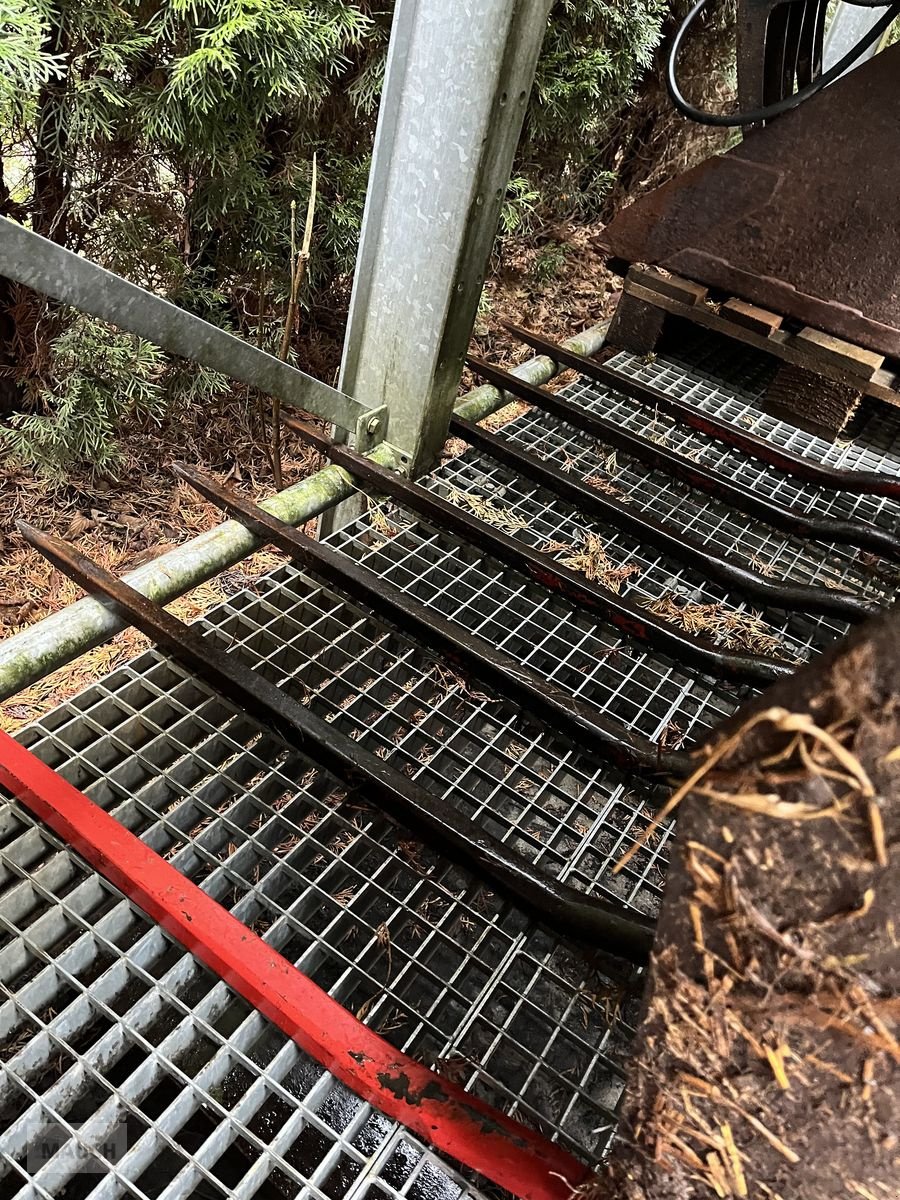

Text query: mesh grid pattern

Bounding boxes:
[422,452,839,664]
[2,565,660,1199]
[0,791,495,1200]
[491,349,898,607]
[602,346,900,532]
[5,333,897,1198]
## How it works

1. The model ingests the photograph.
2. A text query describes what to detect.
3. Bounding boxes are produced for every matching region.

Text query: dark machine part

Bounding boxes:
[669,0,897,125]
[603,42,900,358]
[18,521,657,962]
[284,419,793,687]
[464,355,900,562]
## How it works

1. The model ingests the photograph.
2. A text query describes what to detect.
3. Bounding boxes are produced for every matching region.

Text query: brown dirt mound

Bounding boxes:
[606,614,900,1199]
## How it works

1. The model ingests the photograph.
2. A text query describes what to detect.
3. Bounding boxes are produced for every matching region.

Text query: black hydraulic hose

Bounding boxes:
[667,0,900,126]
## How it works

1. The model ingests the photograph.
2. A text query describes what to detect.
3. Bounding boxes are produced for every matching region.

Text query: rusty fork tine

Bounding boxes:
[17,518,657,962]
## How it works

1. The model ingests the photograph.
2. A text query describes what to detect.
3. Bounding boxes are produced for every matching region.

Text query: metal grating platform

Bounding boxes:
[4,333,900,1198]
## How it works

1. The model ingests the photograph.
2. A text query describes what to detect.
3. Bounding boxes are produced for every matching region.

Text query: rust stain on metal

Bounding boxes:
[376,1071,451,1107]
[602,44,900,358]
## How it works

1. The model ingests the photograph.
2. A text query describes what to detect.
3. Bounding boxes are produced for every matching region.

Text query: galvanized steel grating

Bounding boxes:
[0,792,498,1200]
[604,340,900,531]
[4,335,900,1197]
[1,608,648,1195]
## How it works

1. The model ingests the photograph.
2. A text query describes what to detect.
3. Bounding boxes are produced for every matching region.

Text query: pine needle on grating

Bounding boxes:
[366,497,400,539]
[559,532,639,594]
[480,399,531,431]
[445,486,528,533]
[641,595,785,658]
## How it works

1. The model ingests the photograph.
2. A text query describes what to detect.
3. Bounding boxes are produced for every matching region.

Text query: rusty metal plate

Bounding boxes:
[602,44,900,358]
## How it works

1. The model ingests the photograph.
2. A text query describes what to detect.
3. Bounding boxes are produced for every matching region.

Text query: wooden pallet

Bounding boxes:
[607,266,900,436]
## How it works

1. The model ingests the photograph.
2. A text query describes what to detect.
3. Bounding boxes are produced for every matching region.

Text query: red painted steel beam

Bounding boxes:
[0,729,592,1200]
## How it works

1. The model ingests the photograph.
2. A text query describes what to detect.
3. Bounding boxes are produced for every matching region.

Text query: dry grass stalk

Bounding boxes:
[271,154,318,490]
[615,705,882,875]
[692,786,845,822]
[763,1046,791,1091]
[642,595,785,658]
[679,1074,800,1164]
[559,532,639,594]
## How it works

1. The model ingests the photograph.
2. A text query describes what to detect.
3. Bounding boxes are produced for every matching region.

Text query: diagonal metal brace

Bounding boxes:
[0,218,383,444]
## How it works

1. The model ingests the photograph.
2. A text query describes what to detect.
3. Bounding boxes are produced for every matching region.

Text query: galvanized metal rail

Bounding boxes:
[18,522,657,962]
[0,218,385,448]
[286,417,795,686]
[450,414,877,624]
[466,356,900,561]
[173,463,686,777]
[504,324,900,499]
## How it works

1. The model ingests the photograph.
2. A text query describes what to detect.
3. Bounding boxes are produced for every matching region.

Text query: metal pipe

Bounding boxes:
[288,419,796,687]
[175,462,685,777]
[18,521,657,963]
[0,321,610,705]
[451,415,879,624]
[0,219,378,444]
[455,320,610,423]
[0,451,389,704]
[465,355,900,562]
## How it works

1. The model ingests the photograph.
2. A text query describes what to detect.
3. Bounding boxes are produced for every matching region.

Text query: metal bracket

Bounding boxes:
[354,404,390,455]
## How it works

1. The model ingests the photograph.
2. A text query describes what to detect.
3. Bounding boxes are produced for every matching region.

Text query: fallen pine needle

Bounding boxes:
[445,486,528,534]
[559,532,639,593]
[642,595,784,658]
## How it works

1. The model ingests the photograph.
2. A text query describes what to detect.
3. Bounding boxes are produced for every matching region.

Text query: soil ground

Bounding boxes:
[605,616,900,1198]
[0,221,619,731]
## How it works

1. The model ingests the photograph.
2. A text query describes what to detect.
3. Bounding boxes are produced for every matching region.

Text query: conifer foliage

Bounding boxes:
[0,0,666,475]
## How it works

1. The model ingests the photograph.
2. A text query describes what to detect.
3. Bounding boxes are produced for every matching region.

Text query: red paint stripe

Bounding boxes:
[0,730,590,1200]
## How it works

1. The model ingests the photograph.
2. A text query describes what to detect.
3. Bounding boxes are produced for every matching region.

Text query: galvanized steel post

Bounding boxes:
[336,0,554,481]
[823,3,885,74]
